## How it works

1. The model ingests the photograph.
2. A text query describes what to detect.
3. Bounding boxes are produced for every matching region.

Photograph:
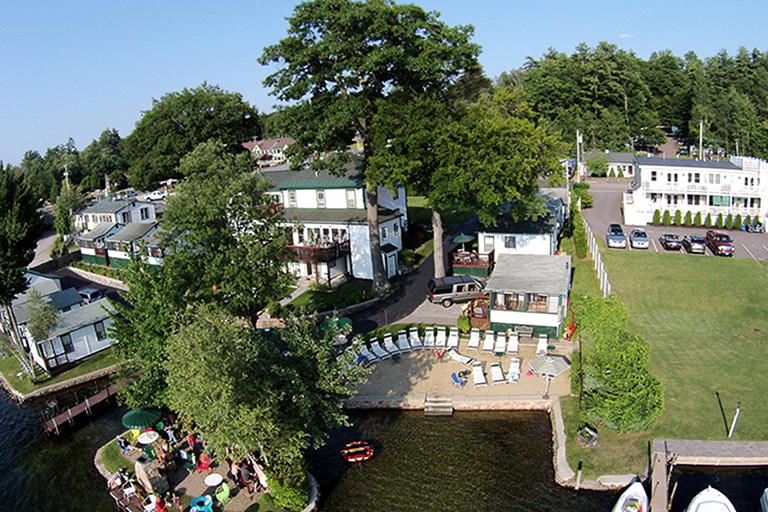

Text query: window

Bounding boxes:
[709,174,721,185]
[503,236,516,249]
[667,173,678,183]
[393,223,400,237]
[288,190,297,208]
[651,171,657,181]
[381,227,388,239]
[61,334,74,353]
[505,293,525,311]
[484,236,494,252]
[121,212,130,223]
[316,190,326,208]
[94,322,106,341]
[140,207,149,220]
[346,189,356,208]
[526,293,548,312]
[694,173,700,183]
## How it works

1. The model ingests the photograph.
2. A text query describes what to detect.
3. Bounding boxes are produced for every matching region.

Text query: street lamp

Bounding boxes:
[728,401,742,438]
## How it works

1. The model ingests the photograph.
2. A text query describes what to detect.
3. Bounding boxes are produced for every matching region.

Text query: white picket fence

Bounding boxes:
[583,218,612,298]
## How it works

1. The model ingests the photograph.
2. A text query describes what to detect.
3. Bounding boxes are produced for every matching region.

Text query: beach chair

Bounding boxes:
[490,362,507,385]
[142,495,157,512]
[447,348,475,367]
[472,362,487,388]
[357,345,378,366]
[508,358,521,383]
[536,334,548,356]
[482,330,494,352]
[383,333,400,355]
[370,339,391,360]
[435,327,447,347]
[215,482,231,505]
[467,327,481,351]
[451,372,467,388]
[424,327,435,348]
[409,327,423,349]
[494,331,506,355]
[447,327,459,349]
[506,331,519,354]
[396,330,411,353]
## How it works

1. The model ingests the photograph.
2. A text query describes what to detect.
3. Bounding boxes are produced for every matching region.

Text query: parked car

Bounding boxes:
[78,288,103,304]
[629,228,649,249]
[682,234,707,254]
[427,275,485,308]
[659,233,682,251]
[606,224,627,249]
[147,189,167,201]
[706,230,735,256]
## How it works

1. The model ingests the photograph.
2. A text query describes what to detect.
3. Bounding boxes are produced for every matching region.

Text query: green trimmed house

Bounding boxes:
[79,223,122,266]
[105,223,159,268]
[485,253,572,338]
[74,198,156,232]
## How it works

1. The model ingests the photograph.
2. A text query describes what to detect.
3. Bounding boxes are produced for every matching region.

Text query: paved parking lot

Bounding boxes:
[581,179,768,261]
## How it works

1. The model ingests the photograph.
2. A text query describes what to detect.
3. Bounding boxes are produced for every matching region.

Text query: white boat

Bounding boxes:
[685,486,737,512]
[612,481,648,512]
[759,488,768,512]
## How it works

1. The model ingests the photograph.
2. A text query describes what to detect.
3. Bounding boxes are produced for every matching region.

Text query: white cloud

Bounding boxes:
[619,33,636,39]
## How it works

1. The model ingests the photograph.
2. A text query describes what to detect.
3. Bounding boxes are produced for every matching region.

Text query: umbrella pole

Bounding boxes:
[543,376,552,399]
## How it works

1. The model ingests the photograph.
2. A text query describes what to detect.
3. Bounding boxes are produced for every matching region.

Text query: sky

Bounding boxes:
[2,0,767,166]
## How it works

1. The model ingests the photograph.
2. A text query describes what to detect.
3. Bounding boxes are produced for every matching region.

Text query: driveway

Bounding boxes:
[581,179,768,261]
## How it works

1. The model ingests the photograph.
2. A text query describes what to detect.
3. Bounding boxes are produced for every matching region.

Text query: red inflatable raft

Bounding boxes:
[341,441,374,463]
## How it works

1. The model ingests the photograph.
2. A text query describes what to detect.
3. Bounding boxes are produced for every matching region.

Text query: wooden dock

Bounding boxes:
[42,385,118,435]
[649,438,768,511]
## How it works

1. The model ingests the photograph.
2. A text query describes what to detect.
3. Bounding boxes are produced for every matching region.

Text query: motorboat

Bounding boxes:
[612,481,648,512]
[685,485,737,512]
[341,441,374,463]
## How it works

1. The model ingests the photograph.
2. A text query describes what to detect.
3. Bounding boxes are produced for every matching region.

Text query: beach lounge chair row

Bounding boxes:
[467,328,519,355]
[355,327,462,366]
[470,359,523,387]
[423,326,460,349]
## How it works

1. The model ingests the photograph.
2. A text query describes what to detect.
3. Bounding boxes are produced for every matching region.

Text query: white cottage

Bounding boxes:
[74,198,156,232]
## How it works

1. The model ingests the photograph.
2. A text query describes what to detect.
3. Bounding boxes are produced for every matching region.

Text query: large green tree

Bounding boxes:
[123,83,261,191]
[80,128,128,192]
[0,164,43,347]
[259,0,480,291]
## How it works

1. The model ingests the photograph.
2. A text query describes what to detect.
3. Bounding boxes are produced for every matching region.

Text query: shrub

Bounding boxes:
[618,167,625,178]
[745,215,752,228]
[725,213,734,230]
[308,282,330,293]
[705,213,713,227]
[662,210,672,226]
[457,315,471,334]
[267,467,311,511]
[673,210,682,226]
[716,213,724,228]
[572,182,593,209]
[571,207,588,259]
[51,235,68,258]
[734,214,742,230]
[399,249,416,267]
[684,211,693,226]
[652,209,661,225]
[267,301,283,318]
[586,156,609,177]
[694,212,703,226]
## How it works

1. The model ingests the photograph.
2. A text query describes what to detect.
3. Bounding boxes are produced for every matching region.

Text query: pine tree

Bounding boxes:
[716,213,724,228]
[684,211,693,226]
[674,210,682,225]
[705,213,713,227]
[725,213,734,229]
[662,210,672,226]
[653,209,662,225]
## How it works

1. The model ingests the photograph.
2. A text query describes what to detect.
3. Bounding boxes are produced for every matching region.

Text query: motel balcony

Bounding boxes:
[285,240,350,263]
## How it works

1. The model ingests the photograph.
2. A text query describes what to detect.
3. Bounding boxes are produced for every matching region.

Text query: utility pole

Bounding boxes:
[699,119,704,161]
[575,130,583,182]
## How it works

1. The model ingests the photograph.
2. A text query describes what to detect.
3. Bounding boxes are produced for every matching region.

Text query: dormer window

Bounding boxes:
[346,189,356,208]
[317,190,326,208]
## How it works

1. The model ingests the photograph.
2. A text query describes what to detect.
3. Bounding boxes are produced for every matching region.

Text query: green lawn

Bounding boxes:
[563,249,768,478]
[287,280,375,312]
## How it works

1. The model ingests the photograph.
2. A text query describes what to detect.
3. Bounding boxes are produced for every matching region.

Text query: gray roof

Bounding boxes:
[261,156,365,191]
[79,199,151,215]
[585,151,636,164]
[14,288,82,325]
[16,271,61,301]
[480,188,564,236]
[48,299,115,340]
[279,207,402,225]
[80,222,120,241]
[485,254,571,296]
[107,223,157,243]
[635,156,740,170]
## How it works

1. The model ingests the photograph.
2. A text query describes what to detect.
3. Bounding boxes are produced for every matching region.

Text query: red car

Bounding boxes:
[706,230,735,256]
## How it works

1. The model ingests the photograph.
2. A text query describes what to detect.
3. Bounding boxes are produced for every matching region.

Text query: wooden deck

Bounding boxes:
[649,438,768,511]
[42,385,118,435]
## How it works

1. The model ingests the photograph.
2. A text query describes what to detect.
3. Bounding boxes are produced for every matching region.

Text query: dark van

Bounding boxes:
[426,275,485,308]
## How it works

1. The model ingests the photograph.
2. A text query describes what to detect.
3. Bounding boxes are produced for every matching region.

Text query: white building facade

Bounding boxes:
[623,156,768,226]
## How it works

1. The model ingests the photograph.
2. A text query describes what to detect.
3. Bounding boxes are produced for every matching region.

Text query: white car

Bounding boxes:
[147,189,167,201]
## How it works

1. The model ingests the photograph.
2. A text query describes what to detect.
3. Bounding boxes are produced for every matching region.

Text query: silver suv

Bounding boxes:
[427,275,485,308]
[606,224,627,249]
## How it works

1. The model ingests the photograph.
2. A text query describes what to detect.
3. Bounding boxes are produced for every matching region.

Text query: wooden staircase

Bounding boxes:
[424,395,453,416]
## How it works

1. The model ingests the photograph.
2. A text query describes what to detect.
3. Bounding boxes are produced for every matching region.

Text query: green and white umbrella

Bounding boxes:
[121,407,163,430]
[529,355,570,377]
[452,233,475,252]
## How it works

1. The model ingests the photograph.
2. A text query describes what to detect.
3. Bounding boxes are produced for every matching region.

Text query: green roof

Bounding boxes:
[107,223,157,243]
[261,157,365,191]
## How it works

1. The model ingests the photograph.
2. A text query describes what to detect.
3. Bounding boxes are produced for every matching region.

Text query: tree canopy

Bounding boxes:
[123,83,261,191]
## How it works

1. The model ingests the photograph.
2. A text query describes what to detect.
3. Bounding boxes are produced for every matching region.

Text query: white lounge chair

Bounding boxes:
[409,327,423,349]
[447,348,475,367]
[435,327,447,347]
[506,332,519,354]
[508,358,521,383]
[472,362,487,388]
[536,334,548,356]
[494,331,506,354]
[383,333,400,355]
[424,327,436,348]
[396,330,411,353]
[358,345,378,366]
[482,330,494,352]
[370,339,390,360]
[490,362,507,385]
[447,327,460,349]
[467,328,481,351]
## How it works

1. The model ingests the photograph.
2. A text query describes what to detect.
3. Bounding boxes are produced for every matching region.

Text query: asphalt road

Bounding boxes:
[581,179,768,261]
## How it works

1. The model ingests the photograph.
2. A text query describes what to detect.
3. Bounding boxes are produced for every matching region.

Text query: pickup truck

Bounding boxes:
[706,230,735,256]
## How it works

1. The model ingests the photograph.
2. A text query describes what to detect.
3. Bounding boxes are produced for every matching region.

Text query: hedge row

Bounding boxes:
[650,210,761,230]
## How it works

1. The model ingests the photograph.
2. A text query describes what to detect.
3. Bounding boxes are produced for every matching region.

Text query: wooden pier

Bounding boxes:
[649,438,768,511]
[42,385,118,435]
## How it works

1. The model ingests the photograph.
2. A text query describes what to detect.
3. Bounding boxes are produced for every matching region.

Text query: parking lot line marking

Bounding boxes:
[650,238,659,252]
[762,245,768,255]
[742,244,758,260]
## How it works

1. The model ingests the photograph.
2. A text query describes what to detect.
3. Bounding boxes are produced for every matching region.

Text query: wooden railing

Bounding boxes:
[285,240,350,263]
